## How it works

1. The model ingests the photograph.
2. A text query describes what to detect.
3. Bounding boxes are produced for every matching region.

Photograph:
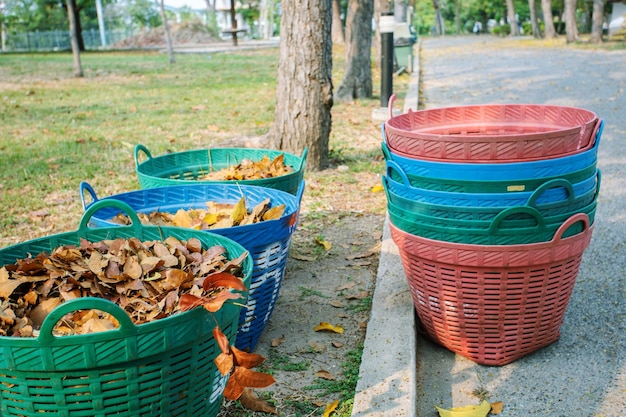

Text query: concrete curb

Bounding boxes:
[350,41,420,417]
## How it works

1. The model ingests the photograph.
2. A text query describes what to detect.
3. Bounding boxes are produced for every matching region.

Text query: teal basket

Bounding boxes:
[80,182,305,352]
[134,145,308,196]
[0,200,252,417]
[382,174,601,222]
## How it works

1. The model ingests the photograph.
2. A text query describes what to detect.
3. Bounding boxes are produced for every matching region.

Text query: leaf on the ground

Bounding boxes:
[490,402,504,415]
[345,250,376,261]
[336,282,356,291]
[315,370,335,380]
[271,335,285,347]
[435,400,491,417]
[291,253,318,261]
[238,388,278,414]
[371,184,384,192]
[323,399,340,417]
[332,341,343,348]
[314,322,344,334]
[344,291,369,300]
[315,237,332,251]
[329,299,344,308]
[223,366,276,400]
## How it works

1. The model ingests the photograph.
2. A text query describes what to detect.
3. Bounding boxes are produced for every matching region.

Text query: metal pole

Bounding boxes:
[380,13,395,108]
[95,0,107,46]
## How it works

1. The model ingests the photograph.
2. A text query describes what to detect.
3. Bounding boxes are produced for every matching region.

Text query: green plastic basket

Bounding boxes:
[0,200,252,417]
[388,201,594,245]
[134,145,308,196]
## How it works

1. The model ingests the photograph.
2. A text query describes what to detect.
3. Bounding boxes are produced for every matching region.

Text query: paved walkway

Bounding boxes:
[354,35,626,417]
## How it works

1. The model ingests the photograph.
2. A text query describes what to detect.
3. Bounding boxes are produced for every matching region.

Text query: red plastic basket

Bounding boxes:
[384,95,599,162]
[390,213,594,366]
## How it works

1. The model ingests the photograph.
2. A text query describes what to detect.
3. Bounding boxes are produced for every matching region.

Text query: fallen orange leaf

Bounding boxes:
[490,401,504,415]
[435,400,491,417]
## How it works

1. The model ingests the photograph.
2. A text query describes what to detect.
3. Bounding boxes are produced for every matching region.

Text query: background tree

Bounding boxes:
[540,0,557,38]
[158,0,174,63]
[528,0,541,37]
[332,0,345,43]
[336,0,373,101]
[589,0,604,43]
[267,0,333,170]
[66,0,83,76]
[564,0,578,42]
[505,0,518,35]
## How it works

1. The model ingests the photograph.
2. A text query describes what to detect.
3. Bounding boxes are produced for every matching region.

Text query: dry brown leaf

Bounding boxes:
[308,340,327,353]
[329,299,345,308]
[271,335,285,347]
[29,297,62,327]
[490,401,504,415]
[345,290,369,300]
[290,253,317,262]
[238,388,278,414]
[315,370,336,380]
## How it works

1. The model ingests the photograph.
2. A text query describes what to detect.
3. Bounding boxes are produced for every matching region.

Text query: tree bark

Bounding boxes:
[455,0,460,34]
[159,0,175,63]
[540,0,557,38]
[506,0,518,36]
[332,0,345,44]
[564,0,579,42]
[259,0,275,39]
[336,0,373,102]
[528,0,541,37]
[267,0,333,171]
[589,0,604,43]
[66,0,83,77]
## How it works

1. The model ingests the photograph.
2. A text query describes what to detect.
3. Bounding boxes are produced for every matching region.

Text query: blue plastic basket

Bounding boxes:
[382,175,601,221]
[0,200,252,417]
[80,182,304,352]
[134,145,307,196]
[385,160,599,207]
[381,119,602,181]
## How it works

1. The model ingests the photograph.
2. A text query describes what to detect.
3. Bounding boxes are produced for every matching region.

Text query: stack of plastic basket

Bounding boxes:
[0,200,253,416]
[382,96,603,366]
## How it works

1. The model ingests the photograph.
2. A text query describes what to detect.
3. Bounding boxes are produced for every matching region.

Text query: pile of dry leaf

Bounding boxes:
[199,154,293,181]
[0,236,247,337]
[112,197,285,230]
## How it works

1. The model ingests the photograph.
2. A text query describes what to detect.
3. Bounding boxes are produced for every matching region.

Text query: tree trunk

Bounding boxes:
[259,0,275,39]
[66,0,83,77]
[267,0,333,171]
[506,0,518,36]
[336,0,373,102]
[159,0,175,63]
[589,0,604,43]
[69,0,85,51]
[564,0,578,42]
[528,0,541,37]
[540,0,557,38]
[332,0,345,44]
[455,0,460,34]
[431,0,442,35]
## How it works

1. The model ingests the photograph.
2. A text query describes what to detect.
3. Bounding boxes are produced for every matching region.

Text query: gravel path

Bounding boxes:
[416,35,626,417]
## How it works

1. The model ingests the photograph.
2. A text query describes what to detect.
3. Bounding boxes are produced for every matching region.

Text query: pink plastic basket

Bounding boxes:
[384,95,599,162]
[390,213,594,366]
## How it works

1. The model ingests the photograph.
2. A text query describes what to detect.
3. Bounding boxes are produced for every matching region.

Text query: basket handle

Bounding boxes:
[590,118,604,148]
[134,144,153,168]
[387,94,397,119]
[79,181,99,211]
[551,213,590,243]
[526,178,576,207]
[295,180,306,206]
[380,122,386,142]
[385,160,411,187]
[296,147,309,172]
[381,140,393,161]
[489,206,546,233]
[38,297,137,343]
[78,199,143,235]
